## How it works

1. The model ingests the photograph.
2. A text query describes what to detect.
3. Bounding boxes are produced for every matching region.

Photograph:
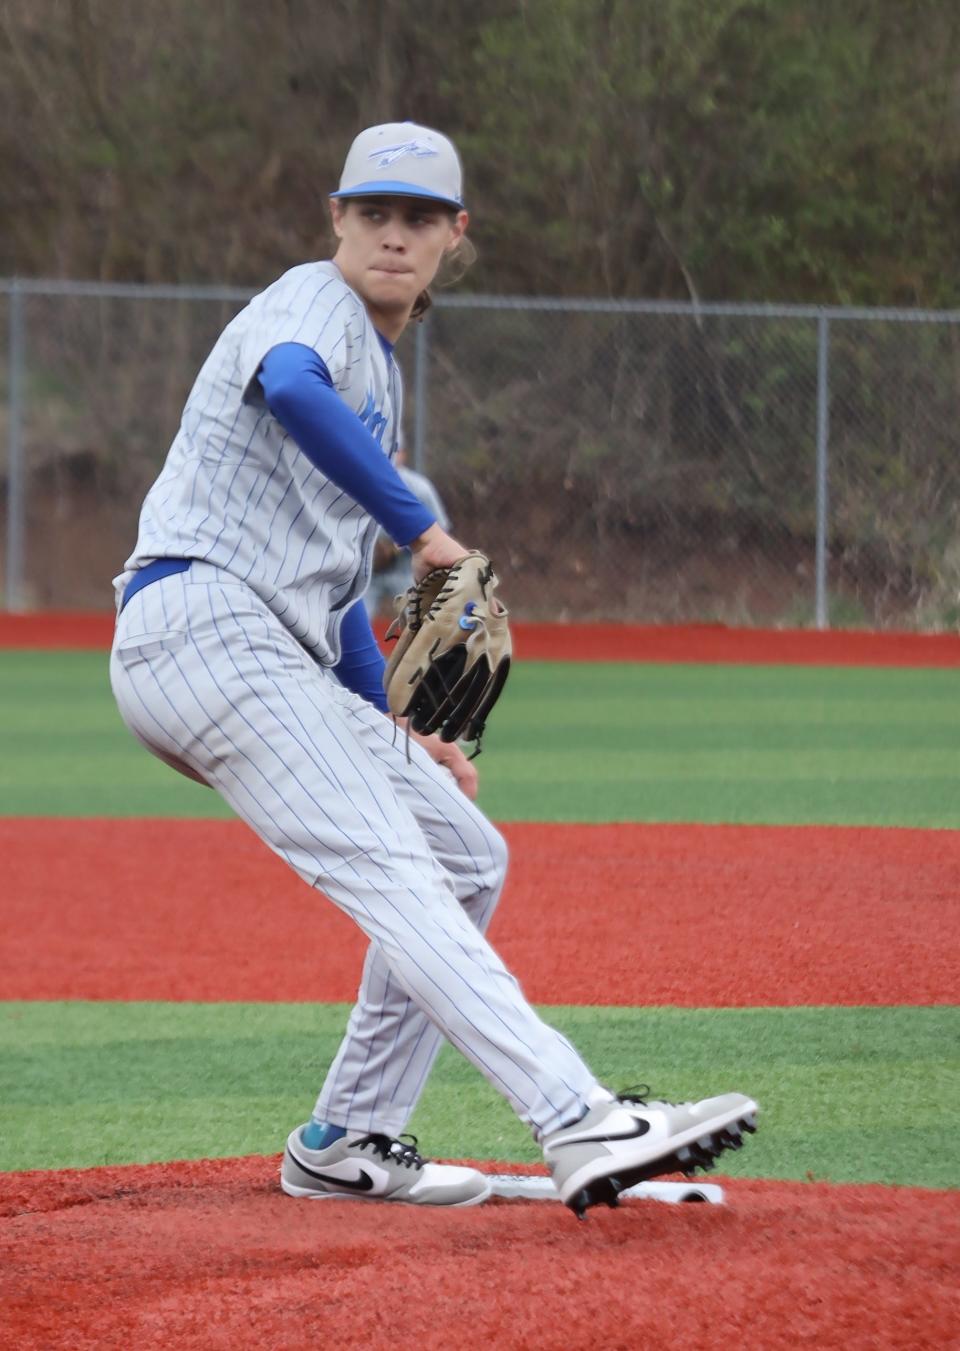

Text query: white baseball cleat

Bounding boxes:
[542,1089,759,1219]
[281,1125,492,1207]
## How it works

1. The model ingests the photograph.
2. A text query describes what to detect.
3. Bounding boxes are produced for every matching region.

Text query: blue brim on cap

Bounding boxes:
[330,180,463,210]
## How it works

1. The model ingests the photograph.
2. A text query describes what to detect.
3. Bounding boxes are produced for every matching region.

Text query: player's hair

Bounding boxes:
[412,223,477,321]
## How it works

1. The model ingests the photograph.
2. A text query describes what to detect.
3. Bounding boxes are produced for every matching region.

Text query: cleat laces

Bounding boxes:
[350,1132,425,1171]
[616,1084,685,1109]
[616,1084,653,1105]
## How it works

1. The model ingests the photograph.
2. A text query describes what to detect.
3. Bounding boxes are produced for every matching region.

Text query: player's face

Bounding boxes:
[331,197,468,330]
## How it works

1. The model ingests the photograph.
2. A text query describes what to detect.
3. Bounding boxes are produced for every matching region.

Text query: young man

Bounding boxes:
[110,122,758,1217]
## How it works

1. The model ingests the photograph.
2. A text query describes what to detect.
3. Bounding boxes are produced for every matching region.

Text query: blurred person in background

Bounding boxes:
[365,446,451,622]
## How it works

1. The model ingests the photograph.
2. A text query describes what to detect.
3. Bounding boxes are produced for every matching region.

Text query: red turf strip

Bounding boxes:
[2,1157,957,1350]
[4,819,957,1005]
[3,611,960,665]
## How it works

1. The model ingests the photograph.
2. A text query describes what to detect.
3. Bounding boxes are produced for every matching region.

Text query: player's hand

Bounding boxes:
[429,736,478,800]
[396,718,479,800]
[408,523,471,583]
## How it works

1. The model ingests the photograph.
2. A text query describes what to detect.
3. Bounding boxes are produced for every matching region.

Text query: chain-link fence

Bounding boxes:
[3,279,960,629]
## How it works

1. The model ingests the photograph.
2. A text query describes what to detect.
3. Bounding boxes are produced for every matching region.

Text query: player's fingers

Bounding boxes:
[409,524,471,581]
[440,748,478,801]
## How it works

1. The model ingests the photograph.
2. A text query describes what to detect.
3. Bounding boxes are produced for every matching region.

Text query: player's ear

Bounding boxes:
[330,197,346,240]
[444,209,469,253]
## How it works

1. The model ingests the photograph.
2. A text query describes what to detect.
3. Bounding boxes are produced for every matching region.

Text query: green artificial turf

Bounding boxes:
[2,1001,957,1188]
[1,651,958,826]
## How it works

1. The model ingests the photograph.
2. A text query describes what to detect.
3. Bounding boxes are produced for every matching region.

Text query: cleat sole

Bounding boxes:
[564,1173,624,1219]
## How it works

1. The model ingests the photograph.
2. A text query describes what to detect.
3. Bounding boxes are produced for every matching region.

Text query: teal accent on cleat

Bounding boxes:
[301,1120,347,1150]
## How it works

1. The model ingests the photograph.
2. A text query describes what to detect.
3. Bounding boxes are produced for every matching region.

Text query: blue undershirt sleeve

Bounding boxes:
[257,342,436,546]
[333,599,389,712]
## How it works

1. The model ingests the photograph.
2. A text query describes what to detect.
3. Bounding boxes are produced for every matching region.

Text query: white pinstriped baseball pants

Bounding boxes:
[110,563,601,1138]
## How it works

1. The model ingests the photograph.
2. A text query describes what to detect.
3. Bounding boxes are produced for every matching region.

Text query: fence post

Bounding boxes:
[412,313,430,472]
[815,312,830,630]
[5,279,26,612]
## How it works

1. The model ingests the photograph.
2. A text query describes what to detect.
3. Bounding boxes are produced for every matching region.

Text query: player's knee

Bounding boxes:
[477,822,509,898]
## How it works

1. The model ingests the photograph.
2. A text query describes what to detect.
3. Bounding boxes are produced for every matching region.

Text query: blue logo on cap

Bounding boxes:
[369,140,439,169]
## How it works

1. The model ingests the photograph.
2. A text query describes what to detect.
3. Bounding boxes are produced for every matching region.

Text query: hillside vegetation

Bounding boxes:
[3,0,959,305]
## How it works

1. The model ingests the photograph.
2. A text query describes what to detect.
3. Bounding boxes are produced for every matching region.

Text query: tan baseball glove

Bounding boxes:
[383,552,511,754]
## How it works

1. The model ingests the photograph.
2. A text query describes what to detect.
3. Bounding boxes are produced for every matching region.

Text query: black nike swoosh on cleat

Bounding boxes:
[551,1118,652,1148]
[288,1150,376,1191]
[311,1169,375,1192]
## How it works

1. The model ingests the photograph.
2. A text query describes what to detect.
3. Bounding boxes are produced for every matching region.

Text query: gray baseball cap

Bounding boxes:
[331,122,464,211]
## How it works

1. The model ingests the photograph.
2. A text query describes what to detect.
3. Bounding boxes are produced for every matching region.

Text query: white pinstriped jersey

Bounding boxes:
[115,261,402,664]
